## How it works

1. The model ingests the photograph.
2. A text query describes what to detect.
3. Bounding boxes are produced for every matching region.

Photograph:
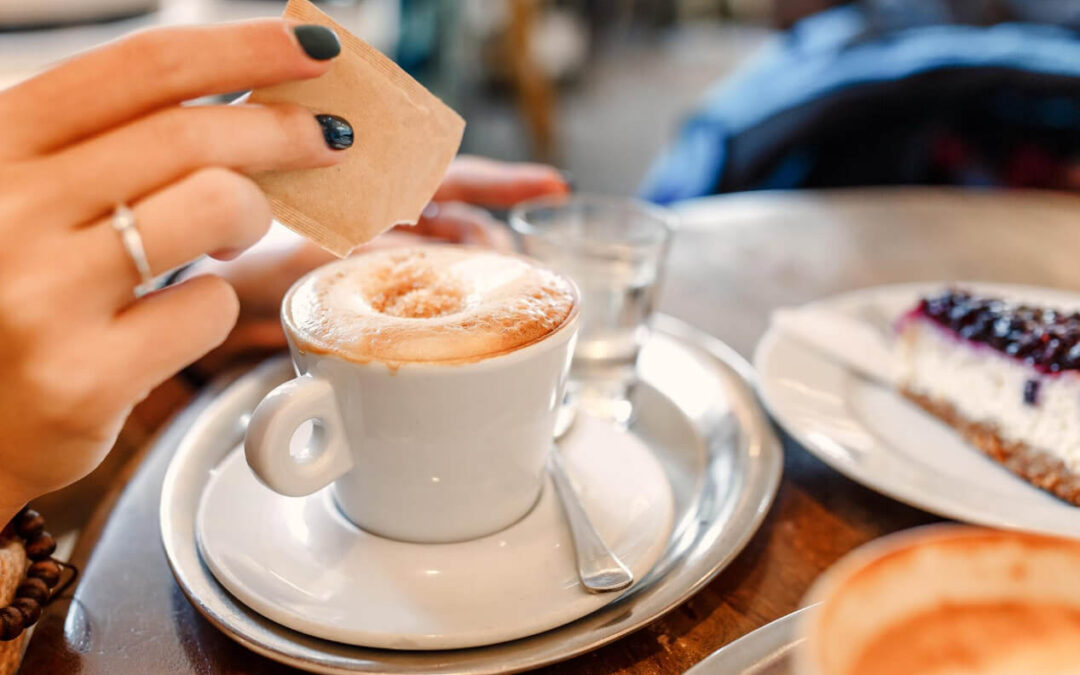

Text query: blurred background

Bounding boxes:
[5,0,1080,199]
[0,0,771,195]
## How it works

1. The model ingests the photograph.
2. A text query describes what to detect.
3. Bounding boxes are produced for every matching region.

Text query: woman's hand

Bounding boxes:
[183,155,570,376]
[0,20,351,521]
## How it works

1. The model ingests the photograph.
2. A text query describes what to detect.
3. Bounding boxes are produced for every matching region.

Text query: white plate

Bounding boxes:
[686,607,813,675]
[195,416,674,650]
[755,282,1080,537]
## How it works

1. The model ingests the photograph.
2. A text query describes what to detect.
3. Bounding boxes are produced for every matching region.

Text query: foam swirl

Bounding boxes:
[285,245,578,365]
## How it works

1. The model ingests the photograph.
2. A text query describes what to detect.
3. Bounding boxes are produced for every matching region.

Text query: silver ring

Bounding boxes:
[111,204,155,298]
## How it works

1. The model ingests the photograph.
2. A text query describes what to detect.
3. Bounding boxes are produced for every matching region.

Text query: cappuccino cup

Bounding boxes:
[244,245,579,543]
[796,526,1080,675]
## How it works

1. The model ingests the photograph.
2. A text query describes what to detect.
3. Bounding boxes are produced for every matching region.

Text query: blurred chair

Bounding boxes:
[641,2,1080,203]
[398,0,563,161]
[505,0,558,161]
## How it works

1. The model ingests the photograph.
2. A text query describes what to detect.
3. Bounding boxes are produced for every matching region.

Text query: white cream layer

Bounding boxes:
[899,319,1080,471]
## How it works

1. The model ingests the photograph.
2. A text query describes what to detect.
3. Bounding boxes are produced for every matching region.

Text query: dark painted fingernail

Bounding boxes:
[294,25,340,60]
[316,114,353,150]
[560,170,577,192]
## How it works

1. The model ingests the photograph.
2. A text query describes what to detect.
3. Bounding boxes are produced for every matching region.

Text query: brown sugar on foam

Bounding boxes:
[285,246,576,365]
[852,601,1080,675]
[361,253,467,319]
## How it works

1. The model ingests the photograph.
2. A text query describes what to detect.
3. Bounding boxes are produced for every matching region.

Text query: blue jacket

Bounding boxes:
[641,6,1080,203]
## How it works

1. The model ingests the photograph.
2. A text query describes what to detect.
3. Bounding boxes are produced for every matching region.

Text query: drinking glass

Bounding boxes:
[511,194,675,424]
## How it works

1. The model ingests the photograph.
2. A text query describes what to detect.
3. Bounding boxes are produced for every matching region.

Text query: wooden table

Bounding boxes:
[21,187,1080,674]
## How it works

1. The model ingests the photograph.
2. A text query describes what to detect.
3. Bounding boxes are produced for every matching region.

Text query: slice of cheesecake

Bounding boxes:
[897,289,1080,505]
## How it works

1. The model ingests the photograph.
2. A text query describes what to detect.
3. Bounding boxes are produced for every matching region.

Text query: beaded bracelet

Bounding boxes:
[0,507,76,641]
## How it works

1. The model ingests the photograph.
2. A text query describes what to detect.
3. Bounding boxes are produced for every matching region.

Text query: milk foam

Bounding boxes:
[853,602,1080,675]
[285,246,577,364]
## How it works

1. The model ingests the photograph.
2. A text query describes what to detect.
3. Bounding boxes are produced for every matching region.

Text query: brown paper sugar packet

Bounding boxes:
[249,0,465,256]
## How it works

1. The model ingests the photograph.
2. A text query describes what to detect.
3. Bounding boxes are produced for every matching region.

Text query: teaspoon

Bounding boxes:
[547,449,633,593]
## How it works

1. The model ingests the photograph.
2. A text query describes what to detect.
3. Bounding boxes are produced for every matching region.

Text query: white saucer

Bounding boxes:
[195,415,674,650]
[755,281,1080,537]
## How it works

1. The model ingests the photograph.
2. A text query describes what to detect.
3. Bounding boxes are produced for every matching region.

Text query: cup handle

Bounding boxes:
[244,375,354,497]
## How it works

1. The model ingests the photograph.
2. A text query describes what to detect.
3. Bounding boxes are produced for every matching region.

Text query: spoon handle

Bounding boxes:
[548,450,634,593]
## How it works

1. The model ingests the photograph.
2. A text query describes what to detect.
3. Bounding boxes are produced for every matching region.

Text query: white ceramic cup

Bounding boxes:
[244,269,579,544]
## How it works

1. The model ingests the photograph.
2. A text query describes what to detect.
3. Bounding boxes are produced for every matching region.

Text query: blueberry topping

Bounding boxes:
[992,317,1013,339]
[1044,338,1065,362]
[1024,379,1041,405]
[949,304,976,325]
[917,289,1080,374]
[1065,343,1080,369]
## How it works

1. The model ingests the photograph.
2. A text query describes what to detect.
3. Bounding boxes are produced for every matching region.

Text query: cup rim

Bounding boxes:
[508,193,678,246]
[279,245,582,373]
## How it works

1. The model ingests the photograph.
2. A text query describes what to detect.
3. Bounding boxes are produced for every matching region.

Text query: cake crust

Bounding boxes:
[903,389,1080,506]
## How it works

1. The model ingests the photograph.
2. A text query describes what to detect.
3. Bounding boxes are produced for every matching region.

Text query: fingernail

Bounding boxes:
[316,114,353,150]
[560,170,577,192]
[294,25,340,60]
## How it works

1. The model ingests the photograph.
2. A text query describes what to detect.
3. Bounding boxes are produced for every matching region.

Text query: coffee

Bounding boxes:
[285,245,578,365]
[796,527,1080,675]
[853,601,1080,675]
